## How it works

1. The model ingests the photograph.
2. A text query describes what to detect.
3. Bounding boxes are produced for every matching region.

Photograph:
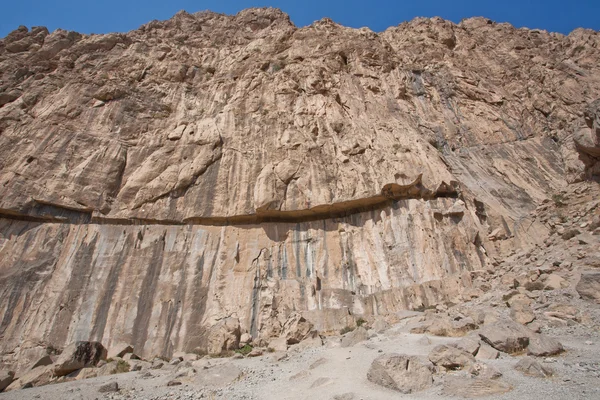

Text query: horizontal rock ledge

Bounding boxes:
[0,176,458,226]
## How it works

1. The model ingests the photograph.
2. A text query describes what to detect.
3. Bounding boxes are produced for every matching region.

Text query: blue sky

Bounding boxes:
[1,0,599,38]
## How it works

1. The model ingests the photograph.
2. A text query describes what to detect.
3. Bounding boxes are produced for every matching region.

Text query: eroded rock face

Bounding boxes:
[0,8,599,364]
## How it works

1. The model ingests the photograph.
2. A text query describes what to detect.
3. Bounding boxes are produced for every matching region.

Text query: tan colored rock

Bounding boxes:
[367,354,434,394]
[0,371,15,392]
[475,343,500,360]
[515,356,554,378]
[478,320,531,354]
[527,334,564,357]
[5,365,54,391]
[341,327,368,348]
[428,344,475,370]
[53,342,107,377]
[577,272,600,302]
[107,343,133,359]
[282,313,313,345]
[544,274,567,290]
[207,317,241,355]
[453,336,481,356]
[0,8,598,367]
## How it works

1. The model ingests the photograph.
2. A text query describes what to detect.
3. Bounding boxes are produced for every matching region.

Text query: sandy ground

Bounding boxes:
[2,317,599,400]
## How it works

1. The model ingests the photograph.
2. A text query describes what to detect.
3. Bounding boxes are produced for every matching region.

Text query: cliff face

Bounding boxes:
[0,8,599,363]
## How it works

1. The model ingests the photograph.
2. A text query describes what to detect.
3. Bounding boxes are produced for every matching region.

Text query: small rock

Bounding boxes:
[98,382,119,393]
[167,380,182,387]
[527,334,564,357]
[468,362,502,379]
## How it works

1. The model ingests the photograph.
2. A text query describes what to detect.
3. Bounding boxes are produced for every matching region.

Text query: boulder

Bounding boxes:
[207,317,241,355]
[107,343,134,359]
[281,313,313,344]
[576,272,600,303]
[0,371,15,392]
[341,327,368,348]
[468,362,502,379]
[544,274,567,290]
[475,343,500,360]
[514,356,553,377]
[478,320,531,354]
[240,333,252,345]
[268,337,288,352]
[5,365,54,391]
[367,353,434,394]
[53,341,107,377]
[428,344,475,370]
[527,334,564,357]
[28,355,53,370]
[453,337,481,356]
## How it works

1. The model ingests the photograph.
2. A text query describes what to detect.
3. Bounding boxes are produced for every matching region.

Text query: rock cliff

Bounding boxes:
[0,8,599,365]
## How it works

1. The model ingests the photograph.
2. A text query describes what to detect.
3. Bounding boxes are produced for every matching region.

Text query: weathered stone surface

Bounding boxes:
[475,344,500,360]
[514,356,554,378]
[267,337,288,352]
[341,327,368,348]
[367,354,434,394]
[107,344,134,359]
[577,272,600,302]
[0,371,15,392]
[453,336,481,356]
[282,313,313,345]
[478,320,531,354]
[206,317,241,355]
[5,365,54,391]
[53,341,107,377]
[428,344,475,370]
[527,334,564,357]
[0,8,598,366]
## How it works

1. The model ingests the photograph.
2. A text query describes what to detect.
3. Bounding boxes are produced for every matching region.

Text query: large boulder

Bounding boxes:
[576,272,600,303]
[5,365,54,391]
[367,353,434,394]
[53,341,107,377]
[527,334,564,357]
[428,344,475,370]
[206,317,241,355]
[281,313,313,345]
[478,320,531,354]
[0,371,15,392]
[341,327,368,348]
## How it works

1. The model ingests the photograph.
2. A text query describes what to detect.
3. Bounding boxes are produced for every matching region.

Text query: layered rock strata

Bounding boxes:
[1,8,599,365]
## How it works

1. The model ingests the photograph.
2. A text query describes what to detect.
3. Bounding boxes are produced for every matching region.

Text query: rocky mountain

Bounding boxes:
[0,8,599,395]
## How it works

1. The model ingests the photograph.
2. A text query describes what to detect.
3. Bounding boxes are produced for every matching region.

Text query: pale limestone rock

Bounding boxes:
[476,344,500,360]
[478,320,532,354]
[367,354,434,394]
[107,343,133,359]
[206,318,241,355]
[341,327,368,348]
[428,344,475,370]
[515,356,554,378]
[53,342,107,377]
